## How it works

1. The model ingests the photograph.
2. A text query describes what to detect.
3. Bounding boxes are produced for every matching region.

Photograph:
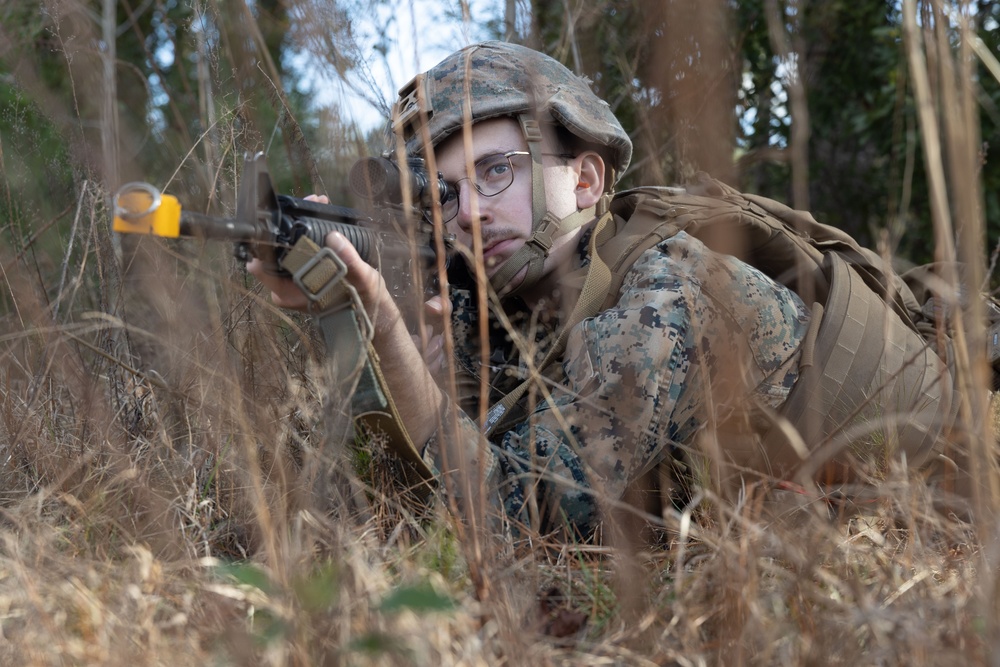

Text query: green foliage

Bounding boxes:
[0,8,79,264]
[348,631,409,656]
[978,3,1000,279]
[0,81,76,238]
[803,3,906,245]
[216,560,345,651]
[293,563,340,612]
[571,555,619,637]
[378,580,456,613]
[214,559,454,661]
[525,0,1000,267]
[217,561,276,595]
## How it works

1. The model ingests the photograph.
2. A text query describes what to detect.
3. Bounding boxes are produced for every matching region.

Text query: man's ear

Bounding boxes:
[574,151,606,209]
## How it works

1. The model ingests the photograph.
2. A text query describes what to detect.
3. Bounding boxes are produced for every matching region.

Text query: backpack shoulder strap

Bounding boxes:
[598,183,827,310]
[597,189,685,310]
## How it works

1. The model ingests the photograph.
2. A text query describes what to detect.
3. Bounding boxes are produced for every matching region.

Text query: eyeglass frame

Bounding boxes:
[435,150,575,223]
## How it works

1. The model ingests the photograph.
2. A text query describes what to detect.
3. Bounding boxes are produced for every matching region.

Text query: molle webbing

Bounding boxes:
[757,253,955,482]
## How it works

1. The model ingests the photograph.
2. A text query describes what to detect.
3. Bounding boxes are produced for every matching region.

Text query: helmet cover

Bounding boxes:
[392,41,632,183]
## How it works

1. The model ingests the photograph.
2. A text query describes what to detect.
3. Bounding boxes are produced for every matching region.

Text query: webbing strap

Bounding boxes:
[490,116,594,297]
[520,116,547,225]
[356,343,436,486]
[488,117,550,295]
[484,210,616,436]
[281,236,435,487]
[490,214,557,290]
[489,207,598,292]
[282,236,385,413]
[595,198,683,310]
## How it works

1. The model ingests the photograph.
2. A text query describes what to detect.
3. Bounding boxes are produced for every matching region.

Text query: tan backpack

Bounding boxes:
[594,174,963,489]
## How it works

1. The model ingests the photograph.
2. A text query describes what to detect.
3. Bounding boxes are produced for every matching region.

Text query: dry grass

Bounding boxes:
[1,0,999,664]
[0,194,994,666]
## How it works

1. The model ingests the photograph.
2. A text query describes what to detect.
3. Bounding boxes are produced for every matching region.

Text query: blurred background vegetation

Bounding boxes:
[4,0,1000,269]
[0,1,998,664]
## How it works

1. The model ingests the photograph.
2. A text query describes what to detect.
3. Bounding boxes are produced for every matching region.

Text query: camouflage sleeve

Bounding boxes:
[491,231,811,539]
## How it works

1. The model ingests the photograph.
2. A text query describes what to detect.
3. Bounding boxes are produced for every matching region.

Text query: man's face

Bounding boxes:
[433,118,582,294]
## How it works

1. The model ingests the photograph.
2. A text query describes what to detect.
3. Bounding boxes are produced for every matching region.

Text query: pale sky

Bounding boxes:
[301,0,505,130]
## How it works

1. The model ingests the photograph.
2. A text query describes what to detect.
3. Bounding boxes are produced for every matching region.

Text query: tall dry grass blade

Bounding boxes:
[905,0,999,657]
[902,0,996,512]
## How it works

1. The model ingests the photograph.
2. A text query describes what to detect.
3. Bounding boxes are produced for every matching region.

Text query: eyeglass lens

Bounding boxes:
[438,151,527,222]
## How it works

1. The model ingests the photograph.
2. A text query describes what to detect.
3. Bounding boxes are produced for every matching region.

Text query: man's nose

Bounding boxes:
[454,181,488,231]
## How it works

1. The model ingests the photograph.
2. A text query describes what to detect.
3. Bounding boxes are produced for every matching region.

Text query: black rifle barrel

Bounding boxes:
[178,211,259,241]
[176,192,434,269]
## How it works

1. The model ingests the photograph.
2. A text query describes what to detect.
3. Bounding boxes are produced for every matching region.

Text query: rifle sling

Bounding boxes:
[281,236,435,489]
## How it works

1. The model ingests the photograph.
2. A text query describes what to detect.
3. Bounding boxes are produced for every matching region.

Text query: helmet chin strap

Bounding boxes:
[488,116,603,297]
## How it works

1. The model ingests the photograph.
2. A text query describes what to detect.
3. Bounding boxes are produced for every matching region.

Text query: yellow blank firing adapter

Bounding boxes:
[113,182,182,238]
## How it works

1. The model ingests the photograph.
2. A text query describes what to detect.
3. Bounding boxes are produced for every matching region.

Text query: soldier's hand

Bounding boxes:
[248,194,395,334]
[248,194,329,311]
[412,295,451,374]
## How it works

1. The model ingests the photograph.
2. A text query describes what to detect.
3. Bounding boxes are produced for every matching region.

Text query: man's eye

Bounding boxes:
[477,156,509,180]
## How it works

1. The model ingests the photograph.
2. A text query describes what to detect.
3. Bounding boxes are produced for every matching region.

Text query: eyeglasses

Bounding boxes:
[437,151,530,223]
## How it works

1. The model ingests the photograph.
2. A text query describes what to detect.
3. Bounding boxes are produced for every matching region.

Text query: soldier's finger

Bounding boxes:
[424,294,451,318]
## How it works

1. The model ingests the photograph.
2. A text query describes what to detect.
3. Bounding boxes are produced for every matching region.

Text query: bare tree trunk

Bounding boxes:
[99,0,125,322]
[99,0,124,309]
[195,1,218,177]
[505,0,517,40]
[654,0,738,181]
[102,0,118,191]
[98,0,136,425]
[765,0,810,210]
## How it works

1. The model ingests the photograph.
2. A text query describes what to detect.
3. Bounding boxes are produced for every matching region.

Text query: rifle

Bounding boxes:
[113,152,451,481]
[112,152,454,315]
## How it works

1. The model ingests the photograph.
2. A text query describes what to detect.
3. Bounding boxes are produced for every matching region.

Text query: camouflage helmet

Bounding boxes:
[392,41,632,184]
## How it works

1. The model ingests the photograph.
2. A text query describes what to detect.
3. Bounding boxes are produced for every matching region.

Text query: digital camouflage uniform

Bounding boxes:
[423,212,811,538]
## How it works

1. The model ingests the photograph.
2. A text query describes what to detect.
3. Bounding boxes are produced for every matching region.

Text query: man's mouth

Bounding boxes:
[483,238,518,268]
